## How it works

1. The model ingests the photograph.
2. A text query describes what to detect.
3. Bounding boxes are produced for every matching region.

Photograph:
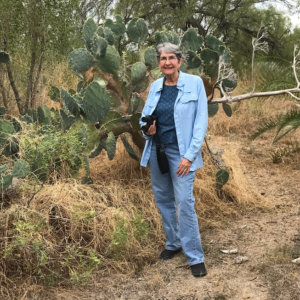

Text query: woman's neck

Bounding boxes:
[164,71,179,86]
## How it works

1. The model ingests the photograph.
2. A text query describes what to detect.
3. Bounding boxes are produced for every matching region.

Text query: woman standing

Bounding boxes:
[140,42,208,277]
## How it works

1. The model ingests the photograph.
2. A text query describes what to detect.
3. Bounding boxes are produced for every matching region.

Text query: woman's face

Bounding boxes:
[158,50,182,76]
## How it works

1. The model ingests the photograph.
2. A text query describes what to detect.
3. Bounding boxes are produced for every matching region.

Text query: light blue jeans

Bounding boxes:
[149,142,204,266]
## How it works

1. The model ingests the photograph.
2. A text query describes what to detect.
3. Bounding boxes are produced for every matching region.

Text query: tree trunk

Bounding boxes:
[0,65,8,109]
[25,32,38,113]
[31,52,44,108]
[3,35,23,114]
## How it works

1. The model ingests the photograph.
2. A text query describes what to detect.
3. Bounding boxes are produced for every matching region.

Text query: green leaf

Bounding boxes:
[0,165,8,174]
[127,18,148,47]
[208,103,219,117]
[144,47,158,68]
[106,132,116,160]
[216,169,229,189]
[206,35,224,55]
[11,159,30,178]
[100,111,124,131]
[89,140,106,158]
[121,136,139,161]
[181,28,203,52]
[0,174,13,190]
[82,82,111,123]
[68,49,94,74]
[0,107,6,118]
[97,45,120,74]
[0,52,10,64]
[187,51,202,69]
[222,103,232,117]
[91,34,108,59]
[48,86,60,102]
[0,120,15,148]
[131,62,147,86]
[130,113,142,131]
[83,17,98,52]
[128,93,141,115]
[104,16,126,37]
[61,88,80,117]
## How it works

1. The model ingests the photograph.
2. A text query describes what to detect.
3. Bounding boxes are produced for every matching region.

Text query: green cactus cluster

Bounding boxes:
[0,159,30,190]
[47,16,238,187]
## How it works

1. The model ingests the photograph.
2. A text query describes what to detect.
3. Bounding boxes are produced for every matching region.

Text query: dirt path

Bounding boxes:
[53,137,300,300]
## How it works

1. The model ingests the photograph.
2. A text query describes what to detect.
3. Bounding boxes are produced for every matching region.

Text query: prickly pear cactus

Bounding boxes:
[49,15,237,186]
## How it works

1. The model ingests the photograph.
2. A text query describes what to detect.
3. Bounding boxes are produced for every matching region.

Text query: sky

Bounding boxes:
[257,2,300,30]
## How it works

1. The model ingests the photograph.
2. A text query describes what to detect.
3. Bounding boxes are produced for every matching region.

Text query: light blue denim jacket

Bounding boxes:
[140,71,208,171]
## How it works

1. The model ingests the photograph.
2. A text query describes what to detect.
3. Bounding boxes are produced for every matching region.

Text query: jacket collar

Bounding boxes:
[154,70,185,92]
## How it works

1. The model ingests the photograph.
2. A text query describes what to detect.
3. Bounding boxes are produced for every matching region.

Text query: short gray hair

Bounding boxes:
[156,42,182,61]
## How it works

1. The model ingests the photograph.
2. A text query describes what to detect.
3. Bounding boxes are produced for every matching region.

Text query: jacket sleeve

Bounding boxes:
[183,78,208,162]
[139,84,154,140]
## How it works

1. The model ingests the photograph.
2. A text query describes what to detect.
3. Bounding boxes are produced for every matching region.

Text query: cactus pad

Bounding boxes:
[3,136,19,157]
[104,28,115,46]
[97,45,120,74]
[100,111,124,131]
[28,108,37,122]
[37,106,46,123]
[187,51,202,69]
[93,78,106,88]
[206,35,224,55]
[11,159,30,178]
[216,169,229,189]
[91,35,108,59]
[104,16,126,37]
[61,88,80,117]
[0,107,6,118]
[144,48,158,68]
[82,81,111,123]
[131,62,147,86]
[0,165,8,174]
[128,93,141,115]
[68,49,94,74]
[121,136,139,161]
[127,18,148,47]
[133,75,149,93]
[89,139,105,158]
[223,78,237,92]
[200,49,219,66]
[181,28,203,52]
[155,31,172,44]
[77,81,84,93]
[106,132,116,160]
[222,103,232,117]
[0,52,10,64]
[48,86,60,102]
[83,17,98,52]
[12,118,21,132]
[0,120,15,148]
[208,103,219,117]
[60,109,76,131]
[0,174,13,190]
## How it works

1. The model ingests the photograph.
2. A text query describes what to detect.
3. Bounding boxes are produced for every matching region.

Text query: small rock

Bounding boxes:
[220,249,238,254]
[232,256,249,264]
[292,257,300,264]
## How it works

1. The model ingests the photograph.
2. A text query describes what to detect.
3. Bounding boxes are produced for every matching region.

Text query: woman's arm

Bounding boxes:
[183,78,208,163]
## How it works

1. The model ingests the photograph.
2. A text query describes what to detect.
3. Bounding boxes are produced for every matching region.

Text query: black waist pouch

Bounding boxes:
[156,143,169,174]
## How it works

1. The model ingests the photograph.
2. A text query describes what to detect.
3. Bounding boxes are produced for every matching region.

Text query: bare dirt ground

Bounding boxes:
[49,135,300,300]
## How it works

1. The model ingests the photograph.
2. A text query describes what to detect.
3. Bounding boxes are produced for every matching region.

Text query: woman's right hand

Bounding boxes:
[145,120,156,135]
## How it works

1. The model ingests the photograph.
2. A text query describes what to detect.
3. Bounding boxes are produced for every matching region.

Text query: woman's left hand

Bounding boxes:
[177,158,192,177]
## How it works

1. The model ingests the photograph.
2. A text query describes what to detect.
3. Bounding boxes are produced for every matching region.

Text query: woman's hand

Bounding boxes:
[145,120,156,135]
[177,158,192,177]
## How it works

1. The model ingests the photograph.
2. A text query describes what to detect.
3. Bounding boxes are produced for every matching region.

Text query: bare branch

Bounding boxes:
[293,45,300,88]
[251,24,269,93]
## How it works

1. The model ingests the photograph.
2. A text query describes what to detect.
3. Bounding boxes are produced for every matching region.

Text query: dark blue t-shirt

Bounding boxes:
[153,84,178,144]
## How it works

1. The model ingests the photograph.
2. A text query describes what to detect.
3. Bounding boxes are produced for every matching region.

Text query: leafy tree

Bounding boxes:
[0,0,81,114]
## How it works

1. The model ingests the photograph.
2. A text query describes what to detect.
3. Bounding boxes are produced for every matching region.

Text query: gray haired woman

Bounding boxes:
[140,42,208,277]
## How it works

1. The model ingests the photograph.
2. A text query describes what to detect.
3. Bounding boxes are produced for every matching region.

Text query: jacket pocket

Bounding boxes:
[179,93,198,118]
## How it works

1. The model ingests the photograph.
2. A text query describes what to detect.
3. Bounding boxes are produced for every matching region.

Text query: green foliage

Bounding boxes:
[0,119,15,148]
[104,16,126,37]
[0,107,6,118]
[127,18,148,47]
[0,51,10,64]
[251,109,300,143]
[216,169,230,189]
[106,132,116,160]
[121,136,139,162]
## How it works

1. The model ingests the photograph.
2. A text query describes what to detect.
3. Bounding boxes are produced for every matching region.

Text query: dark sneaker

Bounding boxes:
[191,262,207,277]
[159,248,182,260]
